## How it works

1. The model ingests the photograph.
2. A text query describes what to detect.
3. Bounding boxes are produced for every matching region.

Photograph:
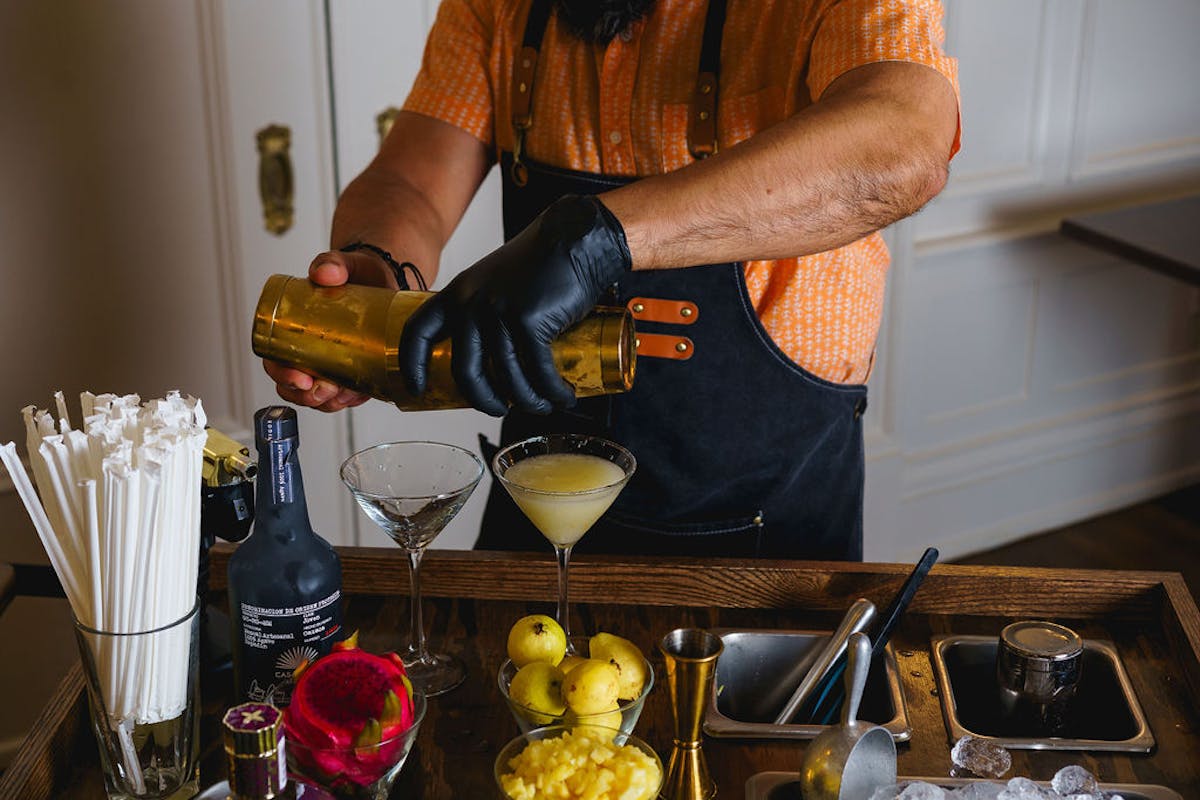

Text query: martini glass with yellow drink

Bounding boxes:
[494,434,636,646]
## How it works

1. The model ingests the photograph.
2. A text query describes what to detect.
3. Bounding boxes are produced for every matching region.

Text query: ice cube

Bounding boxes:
[950,735,1012,779]
[869,786,903,800]
[1052,766,1100,796]
[998,777,1058,800]
[898,782,947,799]
[951,783,1005,800]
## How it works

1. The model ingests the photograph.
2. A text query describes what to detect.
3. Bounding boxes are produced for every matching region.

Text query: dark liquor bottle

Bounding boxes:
[228,406,343,706]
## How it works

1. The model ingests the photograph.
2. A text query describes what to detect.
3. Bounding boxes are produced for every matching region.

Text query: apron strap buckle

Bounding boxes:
[637,333,695,360]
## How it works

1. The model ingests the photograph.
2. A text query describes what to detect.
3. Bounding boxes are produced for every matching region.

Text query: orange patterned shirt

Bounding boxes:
[404,0,959,384]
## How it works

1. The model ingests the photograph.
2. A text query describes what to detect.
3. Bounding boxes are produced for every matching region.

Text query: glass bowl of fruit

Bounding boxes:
[494,724,663,800]
[498,615,654,737]
[282,636,427,800]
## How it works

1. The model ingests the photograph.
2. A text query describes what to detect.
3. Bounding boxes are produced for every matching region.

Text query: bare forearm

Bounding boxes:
[601,62,958,270]
[330,169,449,282]
[329,111,491,286]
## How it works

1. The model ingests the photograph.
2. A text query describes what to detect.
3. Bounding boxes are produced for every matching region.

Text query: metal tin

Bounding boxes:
[996,621,1083,735]
[252,274,636,411]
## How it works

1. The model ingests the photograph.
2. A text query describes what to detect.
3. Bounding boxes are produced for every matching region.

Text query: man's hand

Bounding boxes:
[399,195,631,416]
[261,249,397,412]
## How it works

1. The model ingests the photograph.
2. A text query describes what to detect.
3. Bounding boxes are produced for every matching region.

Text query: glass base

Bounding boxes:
[106,777,198,800]
[403,651,466,697]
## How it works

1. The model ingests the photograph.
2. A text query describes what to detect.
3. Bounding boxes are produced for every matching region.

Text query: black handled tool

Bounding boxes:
[805,546,940,725]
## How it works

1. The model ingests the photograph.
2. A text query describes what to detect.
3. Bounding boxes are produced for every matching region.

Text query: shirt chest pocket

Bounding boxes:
[659,85,785,173]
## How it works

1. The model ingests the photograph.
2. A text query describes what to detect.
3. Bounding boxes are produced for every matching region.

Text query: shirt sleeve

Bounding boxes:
[402,0,496,148]
[808,0,961,156]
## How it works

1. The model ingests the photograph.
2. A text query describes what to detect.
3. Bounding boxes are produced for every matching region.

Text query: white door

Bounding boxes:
[328,0,506,551]
[202,1,355,544]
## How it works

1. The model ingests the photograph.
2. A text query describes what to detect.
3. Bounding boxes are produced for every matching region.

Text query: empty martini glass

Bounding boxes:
[341,441,483,696]
[493,434,635,647]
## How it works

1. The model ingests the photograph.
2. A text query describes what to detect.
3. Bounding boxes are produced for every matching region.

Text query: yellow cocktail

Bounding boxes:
[494,435,636,644]
[501,453,627,546]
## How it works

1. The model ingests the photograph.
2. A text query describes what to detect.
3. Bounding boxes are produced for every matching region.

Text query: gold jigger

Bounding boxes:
[658,628,724,800]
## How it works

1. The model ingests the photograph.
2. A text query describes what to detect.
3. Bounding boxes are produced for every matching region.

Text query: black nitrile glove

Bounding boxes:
[399,195,632,416]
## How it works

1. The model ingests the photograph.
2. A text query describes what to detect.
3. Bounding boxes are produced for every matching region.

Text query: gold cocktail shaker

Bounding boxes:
[251,274,636,411]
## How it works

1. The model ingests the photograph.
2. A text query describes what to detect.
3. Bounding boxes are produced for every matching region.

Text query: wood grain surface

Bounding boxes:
[3,549,1198,799]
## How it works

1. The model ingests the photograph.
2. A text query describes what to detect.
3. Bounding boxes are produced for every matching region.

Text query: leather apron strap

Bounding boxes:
[508,0,726,187]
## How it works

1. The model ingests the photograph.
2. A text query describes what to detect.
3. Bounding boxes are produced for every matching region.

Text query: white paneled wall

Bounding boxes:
[864,0,1200,561]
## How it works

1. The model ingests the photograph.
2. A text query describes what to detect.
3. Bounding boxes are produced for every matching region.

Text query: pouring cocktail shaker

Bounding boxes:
[252,274,636,411]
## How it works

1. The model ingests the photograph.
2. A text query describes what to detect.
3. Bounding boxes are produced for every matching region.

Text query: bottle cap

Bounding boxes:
[255,406,298,445]
[223,702,283,755]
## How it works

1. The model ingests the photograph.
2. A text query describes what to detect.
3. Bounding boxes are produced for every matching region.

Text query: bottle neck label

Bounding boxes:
[267,438,296,505]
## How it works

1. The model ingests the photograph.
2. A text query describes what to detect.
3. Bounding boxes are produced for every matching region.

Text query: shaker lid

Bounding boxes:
[1000,620,1083,664]
[223,702,283,755]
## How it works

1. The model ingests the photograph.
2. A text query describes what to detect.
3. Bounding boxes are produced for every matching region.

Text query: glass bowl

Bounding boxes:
[497,642,654,737]
[494,724,663,800]
[285,692,426,800]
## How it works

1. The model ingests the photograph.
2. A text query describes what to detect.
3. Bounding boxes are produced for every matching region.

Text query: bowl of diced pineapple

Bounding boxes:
[493,724,663,800]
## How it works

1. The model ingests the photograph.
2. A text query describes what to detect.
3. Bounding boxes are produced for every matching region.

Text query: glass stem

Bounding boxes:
[555,544,573,642]
[408,548,428,662]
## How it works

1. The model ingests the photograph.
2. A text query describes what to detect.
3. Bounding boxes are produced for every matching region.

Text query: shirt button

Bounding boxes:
[609,131,622,145]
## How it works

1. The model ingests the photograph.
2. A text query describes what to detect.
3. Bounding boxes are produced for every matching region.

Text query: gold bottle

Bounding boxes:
[251,274,636,411]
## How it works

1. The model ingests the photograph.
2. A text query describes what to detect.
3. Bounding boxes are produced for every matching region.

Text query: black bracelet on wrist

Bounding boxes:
[338,242,427,291]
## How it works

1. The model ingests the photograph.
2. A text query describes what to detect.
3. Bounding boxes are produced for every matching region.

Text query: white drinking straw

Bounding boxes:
[4,391,206,729]
[0,444,86,613]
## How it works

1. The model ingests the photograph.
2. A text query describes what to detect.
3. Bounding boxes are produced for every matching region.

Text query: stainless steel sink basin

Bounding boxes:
[745,772,1184,800]
[930,634,1154,752]
[702,628,910,741]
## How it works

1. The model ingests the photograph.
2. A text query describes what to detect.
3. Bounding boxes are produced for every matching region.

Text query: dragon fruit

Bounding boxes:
[283,634,421,793]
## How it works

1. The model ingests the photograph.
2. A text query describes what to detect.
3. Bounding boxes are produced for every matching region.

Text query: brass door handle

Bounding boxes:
[376,106,401,148]
[256,124,294,235]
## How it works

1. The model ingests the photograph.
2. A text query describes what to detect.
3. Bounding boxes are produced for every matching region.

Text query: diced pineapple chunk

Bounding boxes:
[499,730,661,800]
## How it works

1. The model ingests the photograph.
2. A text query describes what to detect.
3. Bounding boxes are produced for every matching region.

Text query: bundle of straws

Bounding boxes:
[0,390,207,726]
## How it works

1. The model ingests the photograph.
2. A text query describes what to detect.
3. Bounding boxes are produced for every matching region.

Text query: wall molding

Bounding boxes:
[195,0,249,427]
[941,0,1059,196]
[902,383,1200,501]
[925,462,1200,562]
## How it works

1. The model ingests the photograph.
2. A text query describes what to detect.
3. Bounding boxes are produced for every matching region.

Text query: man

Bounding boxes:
[266,0,960,560]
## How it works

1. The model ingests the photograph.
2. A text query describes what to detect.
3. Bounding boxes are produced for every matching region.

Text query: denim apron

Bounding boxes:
[476,0,868,560]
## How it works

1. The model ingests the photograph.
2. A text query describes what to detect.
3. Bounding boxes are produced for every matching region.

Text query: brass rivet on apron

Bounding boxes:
[699,111,710,121]
[632,302,645,313]
[680,307,693,318]
[522,58,532,68]
[753,514,763,526]
[519,82,528,93]
[675,341,689,353]
[700,83,712,95]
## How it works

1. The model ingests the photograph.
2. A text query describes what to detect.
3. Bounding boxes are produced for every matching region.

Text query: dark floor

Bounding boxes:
[954,483,1200,605]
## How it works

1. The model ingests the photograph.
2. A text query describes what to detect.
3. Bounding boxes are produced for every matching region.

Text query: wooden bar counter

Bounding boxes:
[4,548,1199,798]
